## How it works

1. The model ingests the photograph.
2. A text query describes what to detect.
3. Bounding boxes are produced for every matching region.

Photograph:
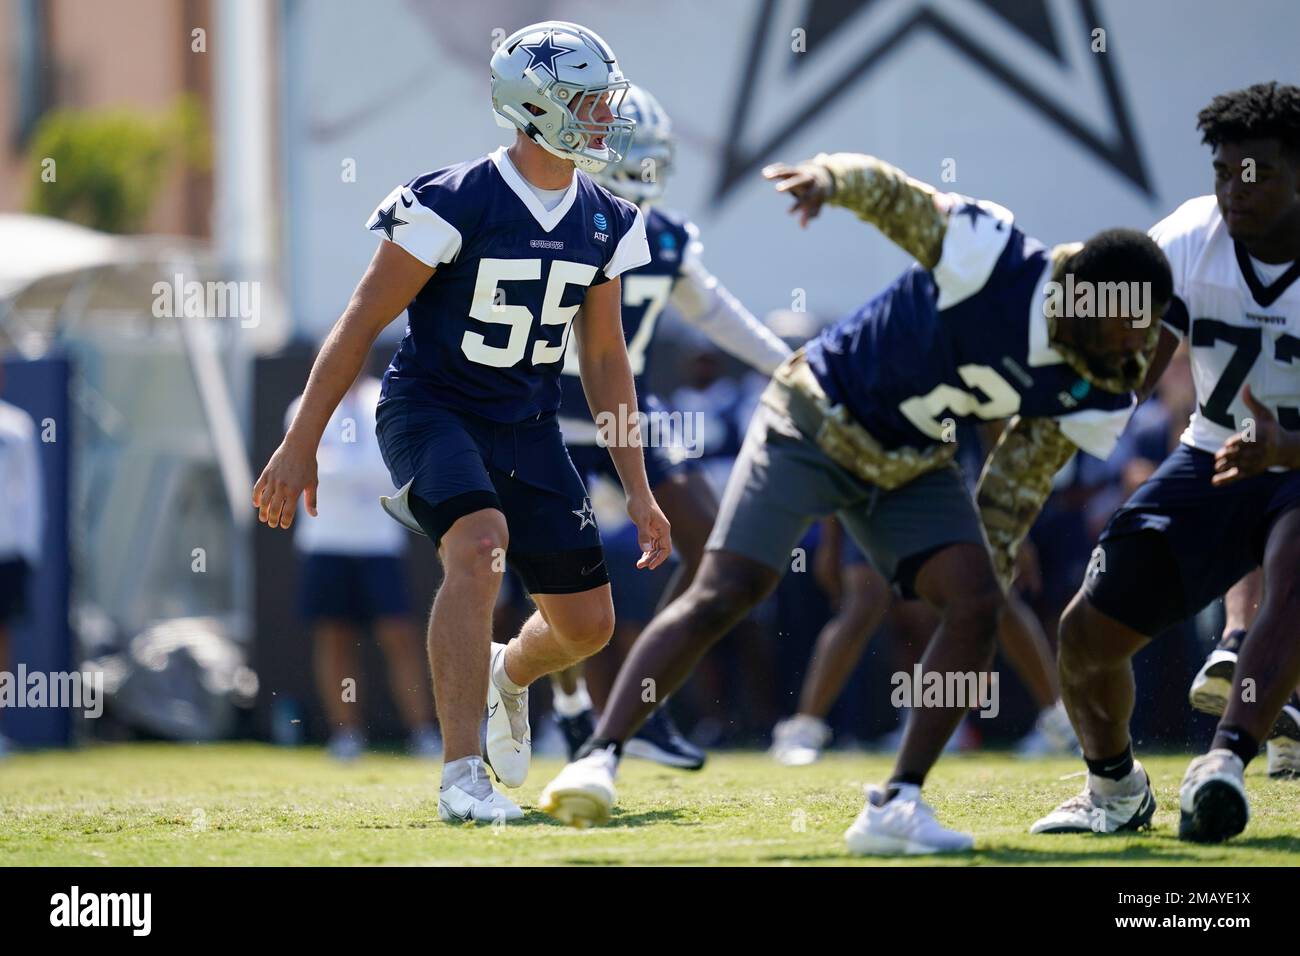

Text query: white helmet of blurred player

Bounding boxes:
[595,84,674,204]
[490,21,634,174]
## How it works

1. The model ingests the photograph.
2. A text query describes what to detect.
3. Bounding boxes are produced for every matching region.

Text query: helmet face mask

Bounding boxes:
[594,85,675,203]
[491,22,635,173]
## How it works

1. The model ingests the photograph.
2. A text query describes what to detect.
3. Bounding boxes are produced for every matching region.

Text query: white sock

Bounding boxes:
[551,678,593,717]
[492,645,526,695]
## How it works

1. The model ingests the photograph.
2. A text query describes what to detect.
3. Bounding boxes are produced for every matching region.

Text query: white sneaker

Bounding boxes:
[379,479,426,535]
[1030,762,1155,834]
[844,784,974,855]
[438,758,523,824]
[770,715,831,767]
[538,746,618,828]
[1267,738,1300,779]
[1189,648,1237,716]
[1015,701,1080,757]
[485,642,530,788]
[1179,749,1248,843]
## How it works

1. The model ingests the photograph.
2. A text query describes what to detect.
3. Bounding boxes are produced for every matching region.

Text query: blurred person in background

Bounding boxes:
[286,372,439,761]
[0,364,42,759]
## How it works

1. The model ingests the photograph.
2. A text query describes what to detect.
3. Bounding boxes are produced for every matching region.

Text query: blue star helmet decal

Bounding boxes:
[370,203,408,241]
[521,31,568,80]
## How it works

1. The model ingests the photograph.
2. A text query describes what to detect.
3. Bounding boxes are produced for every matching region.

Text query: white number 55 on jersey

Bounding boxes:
[463,258,598,368]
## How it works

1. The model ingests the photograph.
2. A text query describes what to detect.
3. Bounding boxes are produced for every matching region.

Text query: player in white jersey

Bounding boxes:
[1033,82,1300,844]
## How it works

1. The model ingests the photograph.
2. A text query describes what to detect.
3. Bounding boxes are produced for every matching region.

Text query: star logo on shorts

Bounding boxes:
[572,497,597,531]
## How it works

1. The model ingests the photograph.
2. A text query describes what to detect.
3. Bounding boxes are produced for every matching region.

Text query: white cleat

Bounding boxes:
[438,758,524,824]
[538,746,618,828]
[379,479,426,535]
[1179,749,1248,843]
[1030,762,1156,834]
[770,715,831,767]
[484,642,530,788]
[1015,701,1080,757]
[845,784,974,856]
[1188,648,1237,716]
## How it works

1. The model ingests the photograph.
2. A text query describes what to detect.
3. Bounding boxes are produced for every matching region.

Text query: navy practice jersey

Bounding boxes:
[367,146,650,423]
[556,205,692,422]
[805,198,1136,460]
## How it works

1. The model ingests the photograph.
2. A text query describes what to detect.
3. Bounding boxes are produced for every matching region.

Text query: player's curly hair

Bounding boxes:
[1069,228,1174,309]
[1197,81,1300,154]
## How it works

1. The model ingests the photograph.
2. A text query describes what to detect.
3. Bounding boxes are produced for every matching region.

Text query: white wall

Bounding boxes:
[282,0,1299,339]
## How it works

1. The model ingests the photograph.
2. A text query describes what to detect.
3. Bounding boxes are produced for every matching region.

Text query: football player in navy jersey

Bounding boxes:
[540,148,1173,854]
[253,21,671,823]
[548,85,790,768]
[1033,83,1300,843]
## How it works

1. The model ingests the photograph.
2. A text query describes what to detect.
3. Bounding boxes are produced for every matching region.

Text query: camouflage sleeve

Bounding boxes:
[810,152,948,269]
[975,415,1078,590]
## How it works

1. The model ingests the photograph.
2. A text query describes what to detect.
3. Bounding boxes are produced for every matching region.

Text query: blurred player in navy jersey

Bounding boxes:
[549,85,790,767]
[254,22,668,823]
[541,147,1171,854]
[1034,83,1300,843]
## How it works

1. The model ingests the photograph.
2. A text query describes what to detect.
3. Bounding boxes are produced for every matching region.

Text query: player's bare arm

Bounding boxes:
[575,277,672,570]
[253,241,434,529]
[1212,384,1300,485]
[763,152,949,268]
[975,415,1079,589]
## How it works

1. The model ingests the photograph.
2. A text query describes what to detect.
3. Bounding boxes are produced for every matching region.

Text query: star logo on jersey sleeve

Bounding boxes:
[370,203,408,240]
[521,31,568,79]
[572,497,598,531]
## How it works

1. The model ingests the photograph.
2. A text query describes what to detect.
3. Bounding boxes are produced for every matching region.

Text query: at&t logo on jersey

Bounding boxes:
[592,211,609,242]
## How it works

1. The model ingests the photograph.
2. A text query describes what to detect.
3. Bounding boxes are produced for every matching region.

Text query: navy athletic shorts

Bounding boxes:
[375,397,608,595]
[298,553,409,623]
[1086,444,1300,636]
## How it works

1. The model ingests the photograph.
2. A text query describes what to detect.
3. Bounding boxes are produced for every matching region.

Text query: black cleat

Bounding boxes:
[624,708,706,771]
[554,708,596,762]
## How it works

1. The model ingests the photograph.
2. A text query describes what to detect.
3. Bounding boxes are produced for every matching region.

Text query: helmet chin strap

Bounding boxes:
[527,124,610,173]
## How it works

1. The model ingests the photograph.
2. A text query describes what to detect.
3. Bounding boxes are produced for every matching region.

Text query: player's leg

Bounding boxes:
[359,553,439,756]
[619,467,716,768]
[839,465,1001,855]
[373,615,440,756]
[1189,569,1261,716]
[297,554,367,760]
[1002,590,1078,756]
[1034,446,1255,835]
[539,551,779,825]
[313,618,366,760]
[772,543,890,767]
[1182,507,1300,841]
[428,507,508,763]
[538,402,846,825]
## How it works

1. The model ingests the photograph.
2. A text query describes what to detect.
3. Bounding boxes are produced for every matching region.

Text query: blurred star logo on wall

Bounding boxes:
[713,0,1150,206]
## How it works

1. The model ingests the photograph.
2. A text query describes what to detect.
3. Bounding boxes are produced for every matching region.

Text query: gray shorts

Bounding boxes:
[706,403,987,596]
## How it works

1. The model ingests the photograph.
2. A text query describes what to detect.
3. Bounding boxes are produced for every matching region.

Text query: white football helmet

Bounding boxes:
[595,84,674,204]
[490,21,634,174]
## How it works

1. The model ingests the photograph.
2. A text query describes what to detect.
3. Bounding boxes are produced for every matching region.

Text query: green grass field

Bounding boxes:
[1,744,1296,865]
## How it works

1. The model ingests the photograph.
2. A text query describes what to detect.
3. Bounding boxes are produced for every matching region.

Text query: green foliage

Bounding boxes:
[25,95,211,234]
